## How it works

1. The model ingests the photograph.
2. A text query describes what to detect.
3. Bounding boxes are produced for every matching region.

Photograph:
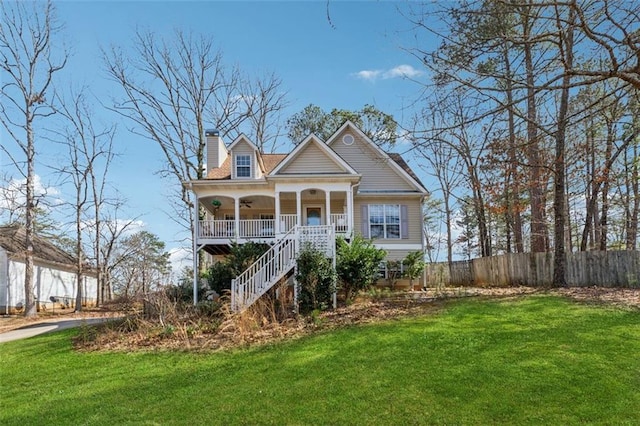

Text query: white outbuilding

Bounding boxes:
[0,225,97,315]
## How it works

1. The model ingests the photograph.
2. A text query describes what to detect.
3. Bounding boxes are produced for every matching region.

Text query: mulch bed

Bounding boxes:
[4,286,639,352]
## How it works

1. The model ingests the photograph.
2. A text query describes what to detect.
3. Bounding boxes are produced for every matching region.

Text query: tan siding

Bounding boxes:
[331,130,414,191]
[279,142,345,174]
[279,199,296,214]
[353,197,423,245]
[383,249,416,261]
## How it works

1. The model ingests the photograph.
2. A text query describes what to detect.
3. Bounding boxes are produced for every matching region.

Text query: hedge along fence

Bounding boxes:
[444,251,640,288]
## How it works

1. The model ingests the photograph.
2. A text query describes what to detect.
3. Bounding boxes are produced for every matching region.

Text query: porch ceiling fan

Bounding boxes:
[240,199,253,208]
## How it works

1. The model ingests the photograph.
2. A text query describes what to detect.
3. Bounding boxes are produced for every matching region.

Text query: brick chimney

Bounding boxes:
[205,129,228,171]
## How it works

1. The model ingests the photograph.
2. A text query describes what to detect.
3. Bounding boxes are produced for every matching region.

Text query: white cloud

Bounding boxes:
[0,174,62,212]
[168,246,192,279]
[353,69,383,81]
[353,64,424,82]
[114,219,146,237]
[383,64,424,79]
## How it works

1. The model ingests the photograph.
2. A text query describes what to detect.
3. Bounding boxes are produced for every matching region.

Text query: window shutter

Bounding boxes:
[232,154,237,179]
[361,205,369,238]
[401,205,409,239]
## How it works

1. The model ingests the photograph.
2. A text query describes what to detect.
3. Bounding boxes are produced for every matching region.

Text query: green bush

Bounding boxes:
[168,267,206,303]
[204,261,235,295]
[402,251,425,291]
[336,235,386,302]
[296,245,336,314]
[204,242,270,294]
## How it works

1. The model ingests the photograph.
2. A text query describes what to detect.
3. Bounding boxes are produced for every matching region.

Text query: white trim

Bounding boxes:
[270,134,359,176]
[228,134,266,177]
[228,133,259,151]
[373,243,423,250]
[326,121,428,194]
[368,204,401,240]
[234,153,252,179]
[275,181,352,193]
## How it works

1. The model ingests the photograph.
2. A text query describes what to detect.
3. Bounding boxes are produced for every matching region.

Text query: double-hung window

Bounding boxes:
[235,154,251,178]
[369,204,400,239]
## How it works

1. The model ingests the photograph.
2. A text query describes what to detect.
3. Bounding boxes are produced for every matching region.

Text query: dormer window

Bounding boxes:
[236,154,251,178]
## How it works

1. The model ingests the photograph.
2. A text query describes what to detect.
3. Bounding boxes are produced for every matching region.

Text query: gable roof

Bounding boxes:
[0,225,77,268]
[205,154,287,180]
[327,121,428,193]
[227,133,259,152]
[270,133,358,176]
[387,153,427,191]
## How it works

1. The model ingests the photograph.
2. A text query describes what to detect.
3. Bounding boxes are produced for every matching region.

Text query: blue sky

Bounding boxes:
[2,1,437,271]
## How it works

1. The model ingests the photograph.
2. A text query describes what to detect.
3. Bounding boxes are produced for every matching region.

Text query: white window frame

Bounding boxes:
[235,154,251,178]
[369,204,401,239]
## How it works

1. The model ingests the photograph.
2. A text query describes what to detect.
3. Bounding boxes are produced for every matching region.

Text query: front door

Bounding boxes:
[306,207,322,226]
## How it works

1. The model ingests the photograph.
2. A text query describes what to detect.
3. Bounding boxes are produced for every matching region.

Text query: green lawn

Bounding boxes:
[1,295,640,425]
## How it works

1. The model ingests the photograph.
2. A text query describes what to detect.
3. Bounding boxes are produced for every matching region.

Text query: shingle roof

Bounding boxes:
[387,153,427,191]
[203,149,425,193]
[0,225,77,267]
[205,154,287,180]
[206,157,232,179]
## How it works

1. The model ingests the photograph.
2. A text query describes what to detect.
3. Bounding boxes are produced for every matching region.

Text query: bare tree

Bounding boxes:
[0,0,67,317]
[412,89,493,257]
[99,209,141,302]
[412,98,464,264]
[52,89,117,310]
[552,2,576,287]
[569,0,640,89]
[103,29,288,241]
[242,72,290,153]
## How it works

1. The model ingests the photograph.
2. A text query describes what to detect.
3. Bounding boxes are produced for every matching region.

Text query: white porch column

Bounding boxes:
[275,192,281,234]
[234,197,240,237]
[192,193,199,305]
[347,188,354,234]
[296,190,302,227]
[325,190,331,226]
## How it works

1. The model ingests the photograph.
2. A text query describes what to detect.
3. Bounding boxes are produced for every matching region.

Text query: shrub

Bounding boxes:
[226,241,270,274]
[168,266,207,303]
[385,259,403,290]
[205,261,235,295]
[296,246,336,314]
[336,235,386,302]
[204,241,270,294]
[402,251,425,291]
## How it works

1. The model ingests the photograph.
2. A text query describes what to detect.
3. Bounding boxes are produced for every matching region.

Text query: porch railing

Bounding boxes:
[199,215,349,239]
[279,214,297,233]
[199,219,235,238]
[240,219,274,238]
[199,219,275,239]
[231,225,335,312]
[231,227,297,311]
[330,213,348,233]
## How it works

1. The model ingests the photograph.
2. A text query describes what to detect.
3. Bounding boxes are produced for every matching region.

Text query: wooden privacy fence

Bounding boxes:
[442,251,640,288]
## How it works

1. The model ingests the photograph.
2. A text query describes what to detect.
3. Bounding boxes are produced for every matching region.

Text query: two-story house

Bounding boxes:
[186,120,428,310]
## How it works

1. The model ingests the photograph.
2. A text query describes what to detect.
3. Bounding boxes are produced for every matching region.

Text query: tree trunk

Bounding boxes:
[444,193,453,264]
[626,140,639,250]
[599,121,614,251]
[75,208,84,312]
[524,27,547,253]
[503,42,525,253]
[24,117,37,317]
[552,5,574,288]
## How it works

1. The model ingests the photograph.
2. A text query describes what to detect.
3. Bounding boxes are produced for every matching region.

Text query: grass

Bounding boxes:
[1,295,640,425]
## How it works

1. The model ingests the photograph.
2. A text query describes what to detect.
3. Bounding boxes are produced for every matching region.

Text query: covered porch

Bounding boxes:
[196,184,354,246]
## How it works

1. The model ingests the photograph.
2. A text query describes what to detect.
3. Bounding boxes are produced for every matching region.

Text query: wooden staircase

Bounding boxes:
[231,225,335,312]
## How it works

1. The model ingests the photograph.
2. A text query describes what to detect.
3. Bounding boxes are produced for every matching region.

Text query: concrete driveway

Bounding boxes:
[0,317,117,343]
